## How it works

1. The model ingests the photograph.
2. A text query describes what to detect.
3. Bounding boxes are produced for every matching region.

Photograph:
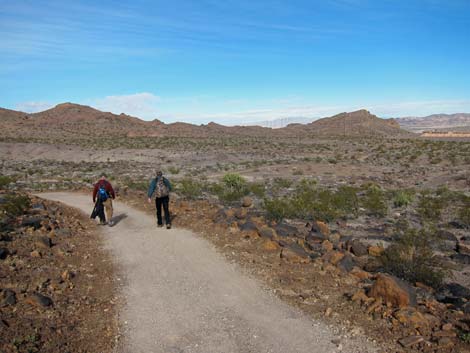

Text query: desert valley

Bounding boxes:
[0,103,469,352]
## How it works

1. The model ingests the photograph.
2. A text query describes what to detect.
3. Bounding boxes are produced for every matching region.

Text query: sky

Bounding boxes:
[1,0,469,125]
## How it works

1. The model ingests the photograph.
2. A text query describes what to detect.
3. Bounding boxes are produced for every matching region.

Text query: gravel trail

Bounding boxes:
[39,192,378,353]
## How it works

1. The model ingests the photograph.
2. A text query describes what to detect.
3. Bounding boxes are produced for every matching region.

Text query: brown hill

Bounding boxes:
[0,103,410,143]
[287,109,407,136]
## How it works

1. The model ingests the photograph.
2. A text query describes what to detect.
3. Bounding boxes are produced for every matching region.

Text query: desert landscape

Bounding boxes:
[1,103,469,352]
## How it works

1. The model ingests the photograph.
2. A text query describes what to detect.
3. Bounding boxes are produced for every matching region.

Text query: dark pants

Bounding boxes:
[155,196,170,225]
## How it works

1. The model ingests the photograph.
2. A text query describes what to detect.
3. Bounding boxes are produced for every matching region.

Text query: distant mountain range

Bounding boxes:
[0,103,414,141]
[395,113,470,133]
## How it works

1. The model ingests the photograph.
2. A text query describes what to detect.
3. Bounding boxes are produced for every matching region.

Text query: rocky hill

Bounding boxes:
[0,104,411,142]
[286,110,407,137]
[397,113,470,133]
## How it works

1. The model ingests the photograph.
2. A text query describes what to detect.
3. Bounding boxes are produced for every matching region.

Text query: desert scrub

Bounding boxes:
[457,195,470,228]
[0,193,31,217]
[176,178,203,200]
[381,226,448,289]
[167,166,180,175]
[391,189,415,208]
[0,175,14,189]
[417,191,448,221]
[213,173,249,204]
[263,197,292,221]
[248,182,266,198]
[360,184,387,217]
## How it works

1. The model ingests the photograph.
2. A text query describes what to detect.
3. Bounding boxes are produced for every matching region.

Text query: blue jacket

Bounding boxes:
[147,176,172,198]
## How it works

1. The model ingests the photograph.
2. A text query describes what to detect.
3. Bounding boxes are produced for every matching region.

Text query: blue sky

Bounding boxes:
[1,0,469,124]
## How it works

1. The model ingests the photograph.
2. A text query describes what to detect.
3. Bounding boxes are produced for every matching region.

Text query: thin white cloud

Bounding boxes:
[15,101,54,113]
[91,92,161,119]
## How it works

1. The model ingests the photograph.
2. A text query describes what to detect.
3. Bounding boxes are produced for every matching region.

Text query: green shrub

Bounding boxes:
[392,189,415,208]
[168,166,180,174]
[417,192,447,221]
[1,193,31,217]
[212,173,249,203]
[263,197,291,221]
[0,175,14,189]
[177,178,203,199]
[458,196,470,228]
[361,184,387,217]
[248,182,266,198]
[273,177,293,189]
[380,227,447,289]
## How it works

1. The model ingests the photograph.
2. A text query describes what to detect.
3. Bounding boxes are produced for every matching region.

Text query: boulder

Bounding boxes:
[258,226,276,240]
[337,253,355,273]
[369,274,417,308]
[309,220,330,240]
[26,292,53,307]
[2,289,17,306]
[0,248,9,260]
[241,196,253,208]
[398,336,424,348]
[263,240,280,251]
[280,243,311,264]
[322,250,345,265]
[234,208,247,220]
[275,223,298,238]
[350,240,368,256]
[21,216,44,230]
[35,236,52,249]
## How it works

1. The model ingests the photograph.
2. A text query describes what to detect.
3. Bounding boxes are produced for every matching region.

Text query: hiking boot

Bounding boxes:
[166,224,171,229]
[99,221,107,225]
[108,221,114,227]
[157,224,164,228]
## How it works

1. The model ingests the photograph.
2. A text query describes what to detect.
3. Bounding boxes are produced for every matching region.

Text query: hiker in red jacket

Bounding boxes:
[92,173,116,226]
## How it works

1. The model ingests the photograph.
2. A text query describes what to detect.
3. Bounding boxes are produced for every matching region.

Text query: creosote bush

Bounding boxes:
[177,178,203,200]
[212,173,249,204]
[0,175,14,189]
[391,189,415,208]
[361,183,387,217]
[380,226,448,289]
[0,193,31,217]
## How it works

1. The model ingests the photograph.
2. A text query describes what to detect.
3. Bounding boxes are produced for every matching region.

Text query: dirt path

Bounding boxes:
[38,192,378,353]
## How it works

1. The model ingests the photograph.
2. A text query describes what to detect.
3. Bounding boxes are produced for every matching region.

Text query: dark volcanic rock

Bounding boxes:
[239,221,258,232]
[21,216,44,230]
[35,236,52,248]
[275,223,298,238]
[0,247,9,260]
[27,292,53,307]
[436,230,458,242]
[2,289,17,306]
[337,254,355,273]
[350,240,368,256]
[451,253,470,264]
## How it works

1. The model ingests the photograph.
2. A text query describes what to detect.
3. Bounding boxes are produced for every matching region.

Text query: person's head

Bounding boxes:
[100,173,107,180]
[156,170,163,177]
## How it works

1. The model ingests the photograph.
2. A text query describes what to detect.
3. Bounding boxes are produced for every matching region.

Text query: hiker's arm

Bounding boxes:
[92,184,98,203]
[147,179,156,198]
[108,183,116,199]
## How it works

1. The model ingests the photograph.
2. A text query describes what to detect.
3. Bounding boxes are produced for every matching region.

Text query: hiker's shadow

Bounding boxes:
[111,213,128,226]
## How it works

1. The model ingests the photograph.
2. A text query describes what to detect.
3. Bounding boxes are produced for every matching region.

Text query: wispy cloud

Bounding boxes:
[91,93,161,119]
[15,101,54,113]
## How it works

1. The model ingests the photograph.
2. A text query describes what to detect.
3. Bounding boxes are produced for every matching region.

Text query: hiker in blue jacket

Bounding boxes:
[147,170,172,229]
